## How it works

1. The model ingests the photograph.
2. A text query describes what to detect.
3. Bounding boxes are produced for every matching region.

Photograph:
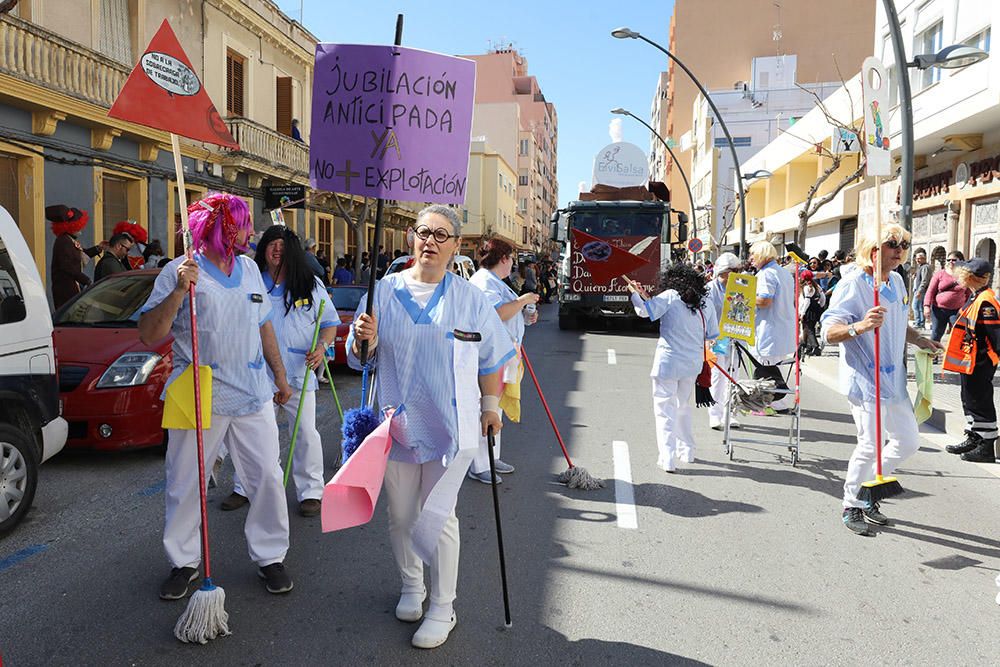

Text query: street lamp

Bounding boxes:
[881,0,988,233]
[610,107,699,243]
[743,169,772,180]
[612,26,749,258]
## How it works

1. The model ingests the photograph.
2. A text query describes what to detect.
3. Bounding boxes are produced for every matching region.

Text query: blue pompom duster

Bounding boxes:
[341,407,379,461]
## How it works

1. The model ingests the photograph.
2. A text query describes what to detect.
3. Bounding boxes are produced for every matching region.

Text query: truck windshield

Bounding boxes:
[571,210,662,237]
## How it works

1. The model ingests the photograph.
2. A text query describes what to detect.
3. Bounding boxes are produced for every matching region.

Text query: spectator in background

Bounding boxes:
[909,249,932,329]
[143,239,164,269]
[291,119,303,142]
[924,250,971,342]
[333,258,353,285]
[798,269,826,356]
[48,204,106,309]
[316,249,331,285]
[94,232,135,282]
[303,238,326,283]
[359,255,372,286]
[376,245,390,278]
[520,259,538,296]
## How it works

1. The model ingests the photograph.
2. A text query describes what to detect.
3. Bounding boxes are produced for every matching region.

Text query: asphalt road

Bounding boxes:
[2,303,999,665]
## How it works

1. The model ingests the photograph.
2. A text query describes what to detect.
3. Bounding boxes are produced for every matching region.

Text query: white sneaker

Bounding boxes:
[395,589,426,622]
[709,418,723,431]
[411,611,457,649]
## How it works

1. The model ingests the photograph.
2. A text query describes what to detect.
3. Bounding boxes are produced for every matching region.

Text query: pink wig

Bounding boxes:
[187,192,252,263]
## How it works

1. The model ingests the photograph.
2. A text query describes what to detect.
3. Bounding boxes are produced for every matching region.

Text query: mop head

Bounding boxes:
[556,466,605,490]
[856,476,904,503]
[174,581,230,644]
[732,379,776,413]
[695,384,715,408]
[342,407,379,461]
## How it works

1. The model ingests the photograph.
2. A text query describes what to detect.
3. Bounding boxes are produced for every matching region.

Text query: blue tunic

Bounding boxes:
[754,260,796,358]
[469,268,524,347]
[347,271,516,464]
[632,290,719,380]
[141,254,274,416]
[262,273,338,391]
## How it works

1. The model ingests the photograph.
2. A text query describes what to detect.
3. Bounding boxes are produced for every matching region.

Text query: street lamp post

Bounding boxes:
[612,27,749,259]
[881,0,988,232]
[610,107,699,243]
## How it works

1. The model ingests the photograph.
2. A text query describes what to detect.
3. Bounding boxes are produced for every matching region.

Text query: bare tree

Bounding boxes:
[329,193,373,279]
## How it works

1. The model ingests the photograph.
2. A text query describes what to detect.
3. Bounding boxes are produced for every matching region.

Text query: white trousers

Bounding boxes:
[164,404,289,568]
[843,399,920,508]
[471,407,504,474]
[652,375,697,471]
[234,389,325,502]
[757,353,795,411]
[707,356,740,424]
[384,458,460,615]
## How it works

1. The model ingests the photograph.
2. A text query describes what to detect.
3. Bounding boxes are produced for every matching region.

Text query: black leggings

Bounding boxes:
[930,306,959,342]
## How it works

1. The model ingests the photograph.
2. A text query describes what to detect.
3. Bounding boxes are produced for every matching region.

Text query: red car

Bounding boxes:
[53,269,172,451]
[326,285,366,366]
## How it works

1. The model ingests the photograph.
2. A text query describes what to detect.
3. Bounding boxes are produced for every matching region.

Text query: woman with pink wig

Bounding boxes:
[138,192,297,599]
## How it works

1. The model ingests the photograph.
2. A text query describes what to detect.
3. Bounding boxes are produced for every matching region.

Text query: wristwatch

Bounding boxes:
[847,324,859,338]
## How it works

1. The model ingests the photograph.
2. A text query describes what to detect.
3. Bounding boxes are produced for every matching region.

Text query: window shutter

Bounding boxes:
[276,77,292,136]
[227,50,245,117]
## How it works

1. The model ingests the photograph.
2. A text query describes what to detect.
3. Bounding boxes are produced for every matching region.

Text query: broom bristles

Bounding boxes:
[174,581,230,644]
[695,384,716,408]
[556,466,605,490]
[857,476,904,504]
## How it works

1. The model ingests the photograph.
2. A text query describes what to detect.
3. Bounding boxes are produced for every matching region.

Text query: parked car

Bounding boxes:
[0,205,67,534]
[326,285,366,365]
[53,269,172,451]
[385,254,475,280]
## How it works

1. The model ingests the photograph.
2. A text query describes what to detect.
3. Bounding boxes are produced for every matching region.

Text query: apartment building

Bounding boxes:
[459,138,525,256]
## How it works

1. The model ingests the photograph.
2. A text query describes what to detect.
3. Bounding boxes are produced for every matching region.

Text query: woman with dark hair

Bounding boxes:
[626,264,719,472]
[467,238,539,484]
[924,250,972,342]
[221,225,338,517]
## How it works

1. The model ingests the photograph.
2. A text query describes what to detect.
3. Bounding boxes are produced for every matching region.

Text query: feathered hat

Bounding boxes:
[113,220,148,244]
[46,204,89,237]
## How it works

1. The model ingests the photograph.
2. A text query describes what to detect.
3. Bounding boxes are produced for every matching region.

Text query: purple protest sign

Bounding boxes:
[309,44,476,205]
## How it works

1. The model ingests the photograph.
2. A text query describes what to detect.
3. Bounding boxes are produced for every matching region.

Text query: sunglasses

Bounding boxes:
[884,239,910,250]
[413,225,457,244]
[946,258,959,263]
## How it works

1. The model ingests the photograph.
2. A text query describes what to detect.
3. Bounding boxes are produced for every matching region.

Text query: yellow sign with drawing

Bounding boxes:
[719,272,757,346]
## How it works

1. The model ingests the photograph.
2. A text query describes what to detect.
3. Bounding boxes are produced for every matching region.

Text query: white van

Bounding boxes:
[0,205,67,534]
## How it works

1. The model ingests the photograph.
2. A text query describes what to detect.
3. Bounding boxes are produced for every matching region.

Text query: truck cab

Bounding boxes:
[0,205,67,534]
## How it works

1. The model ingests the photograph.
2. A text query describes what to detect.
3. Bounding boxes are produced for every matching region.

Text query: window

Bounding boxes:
[98,0,132,65]
[276,76,293,136]
[714,136,752,148]
[318,216,333,268]
[227,49,246,117]
[102,176,129,240]
[520,198,527,213]
[0,155,18,226]
[0,234,26,325]
[519,174,528,187]
[964,27,991,54]
[519,139,529,156]
[918,22,943,89]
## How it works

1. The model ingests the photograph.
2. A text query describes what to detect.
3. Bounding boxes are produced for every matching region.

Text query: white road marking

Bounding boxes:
[607,349,617,365]
[612,440,637,529]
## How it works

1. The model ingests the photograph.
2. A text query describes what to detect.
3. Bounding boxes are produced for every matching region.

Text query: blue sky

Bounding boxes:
[276,0,675,208]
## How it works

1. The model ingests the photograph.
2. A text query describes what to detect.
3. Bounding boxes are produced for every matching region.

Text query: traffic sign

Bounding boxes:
[688,238,703,253]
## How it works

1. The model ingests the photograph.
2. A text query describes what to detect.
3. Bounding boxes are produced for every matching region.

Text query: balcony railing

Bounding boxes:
[0,14,129,108]
[223,116,309,176]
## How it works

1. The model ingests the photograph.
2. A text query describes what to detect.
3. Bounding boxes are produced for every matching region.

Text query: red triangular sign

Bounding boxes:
[108,20,238,149]
[571,228,650,284]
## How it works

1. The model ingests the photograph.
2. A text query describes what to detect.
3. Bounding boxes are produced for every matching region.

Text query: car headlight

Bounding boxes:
[96,353,163,388]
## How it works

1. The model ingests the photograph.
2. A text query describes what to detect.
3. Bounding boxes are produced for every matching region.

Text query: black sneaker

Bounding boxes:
[862,502,889,525]
[258,562,293,594]
[961,438,997,463]
[159,567,198,600]
[220,492,249,511]
[946,431,980,455]
[842,508,871,536]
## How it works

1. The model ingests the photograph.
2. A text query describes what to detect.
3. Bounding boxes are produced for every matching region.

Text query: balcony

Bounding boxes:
[0,14,129,108]
[222,116,309,183]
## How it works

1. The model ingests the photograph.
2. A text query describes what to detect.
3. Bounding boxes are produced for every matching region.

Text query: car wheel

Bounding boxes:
[0,424,39,535]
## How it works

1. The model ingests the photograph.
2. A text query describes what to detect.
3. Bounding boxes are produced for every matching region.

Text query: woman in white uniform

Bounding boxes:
[820,224,941,535]
[467,237,539,484]
[706,252,742,430]
[222,225,338,517]
[139,193,295,599]
[749,240,796,412]
[348,205,515,649]
[626,263,718,472]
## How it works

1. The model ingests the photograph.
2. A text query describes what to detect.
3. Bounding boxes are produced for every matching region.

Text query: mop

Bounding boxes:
[521,348,604,490]
[170,142,229,644]
[283,300,326,487]
[857,176,904,503]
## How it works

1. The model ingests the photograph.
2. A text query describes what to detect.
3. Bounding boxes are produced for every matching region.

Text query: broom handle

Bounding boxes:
[487,426,512,627]
[322,356,344,420]
[172,133,211,580]
[873,176,884,481]
[794,262,801,405]
[284,300,326,487]
[521,348,574,468]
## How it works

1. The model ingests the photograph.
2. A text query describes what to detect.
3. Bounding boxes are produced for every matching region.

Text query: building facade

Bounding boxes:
[464,48,558,253]
[0,0,414,301]
[459,138,525,256]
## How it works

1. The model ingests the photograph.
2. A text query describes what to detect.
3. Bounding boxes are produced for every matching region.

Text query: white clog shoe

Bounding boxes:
[411,612,457,649]
[395,589,426,622]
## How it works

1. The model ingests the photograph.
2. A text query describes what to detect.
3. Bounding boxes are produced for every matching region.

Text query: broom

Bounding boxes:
[283,301,326,487]
[521,348,604,490]
[857,176,904,503]
[170,139,229,644]
[695,312,715,407]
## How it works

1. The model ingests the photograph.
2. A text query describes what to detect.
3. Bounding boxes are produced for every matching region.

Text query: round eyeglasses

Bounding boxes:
[413,225,457,244]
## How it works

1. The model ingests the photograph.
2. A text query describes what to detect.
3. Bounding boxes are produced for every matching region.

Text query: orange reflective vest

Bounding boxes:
[943,289,1000,374]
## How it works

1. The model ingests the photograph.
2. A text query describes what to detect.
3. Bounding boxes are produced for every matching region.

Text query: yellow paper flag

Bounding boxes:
[162,364,213,430]
[719,272,757,346]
